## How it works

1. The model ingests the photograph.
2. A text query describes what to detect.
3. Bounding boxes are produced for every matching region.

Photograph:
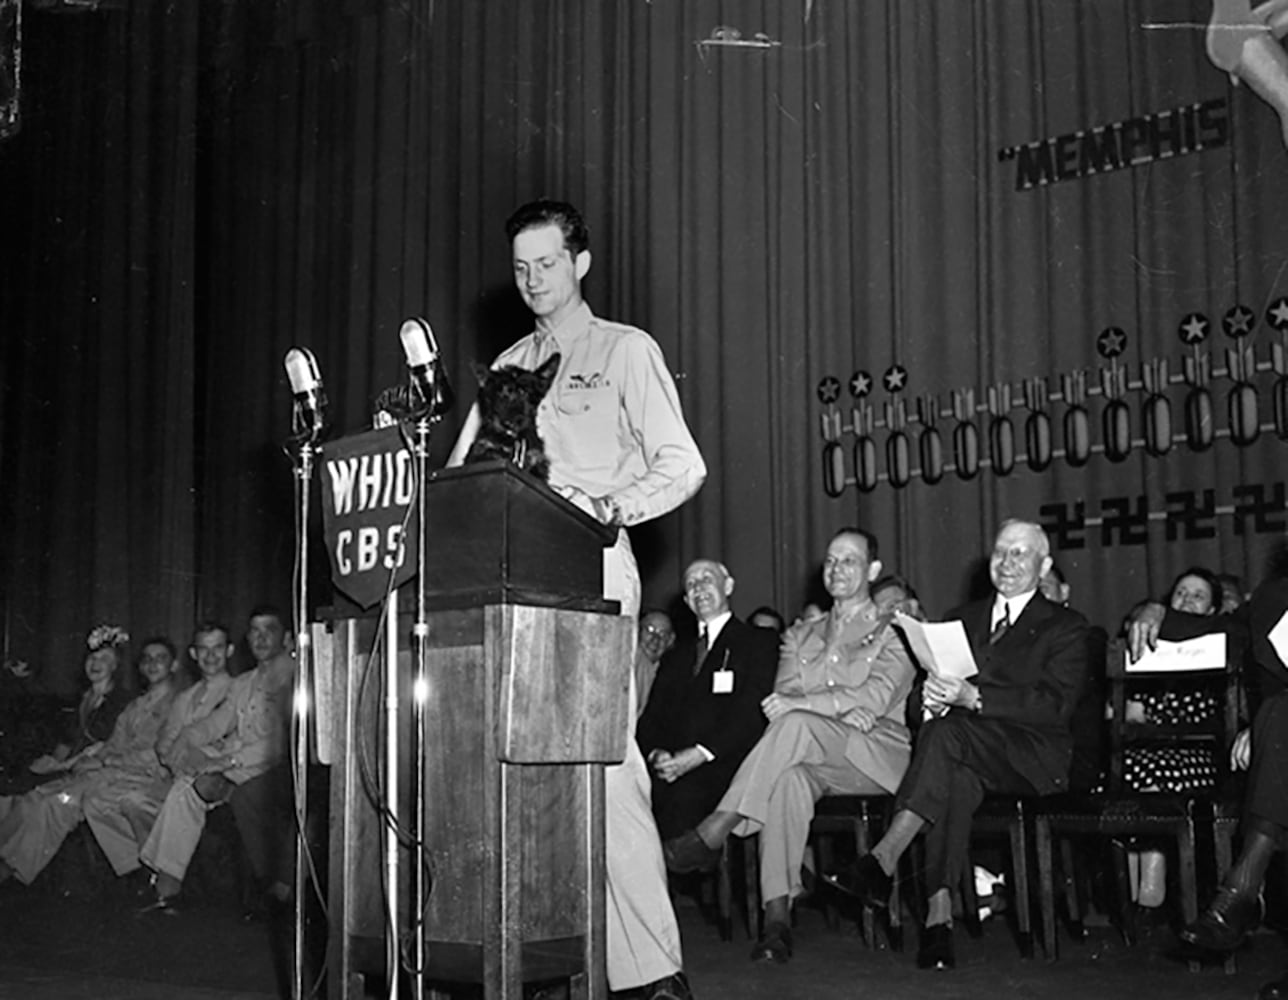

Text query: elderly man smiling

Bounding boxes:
[826,518,1090,972]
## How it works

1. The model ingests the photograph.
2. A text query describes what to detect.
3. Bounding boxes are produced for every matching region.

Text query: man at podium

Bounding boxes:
[448,199,707,1000]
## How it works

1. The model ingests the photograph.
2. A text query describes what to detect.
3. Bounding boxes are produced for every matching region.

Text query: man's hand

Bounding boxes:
[651,746,706,783]
[1231,727,1252,771]
[1126,601,1167,662]
[762,692,807,723]
[923,675,979,715]
[840,706,876,732]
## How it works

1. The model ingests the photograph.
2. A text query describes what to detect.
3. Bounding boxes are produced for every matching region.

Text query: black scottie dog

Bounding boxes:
[464,353,561,479]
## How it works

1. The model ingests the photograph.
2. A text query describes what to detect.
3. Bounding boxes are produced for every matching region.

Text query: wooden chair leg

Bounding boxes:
[1010,817,1034,958]
[1036,816,1058,961]
[1177,824,1203,974]
[1058,835,1086,941]
[717,842,733,942]
[1214,819,1238,976]
[743,834,761,940]
[1110,839,1137,946]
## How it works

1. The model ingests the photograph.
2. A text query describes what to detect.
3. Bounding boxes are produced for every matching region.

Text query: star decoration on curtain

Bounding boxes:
[1178,312,1210,344]
[849,370,873,398]
[1096,327,1127,358]
[816,376,841,405]
[883,365,908,392]
[1222,304,1255,338]
[1268,298,1288,331]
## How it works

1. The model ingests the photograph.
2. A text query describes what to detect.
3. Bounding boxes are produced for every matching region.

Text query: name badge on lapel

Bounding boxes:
[712,649,733,694]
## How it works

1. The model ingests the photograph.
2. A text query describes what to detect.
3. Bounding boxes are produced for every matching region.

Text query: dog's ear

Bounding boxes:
[534,352,561,390]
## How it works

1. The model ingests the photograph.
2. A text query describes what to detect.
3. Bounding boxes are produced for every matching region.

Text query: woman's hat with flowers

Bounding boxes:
[86,624,130,652]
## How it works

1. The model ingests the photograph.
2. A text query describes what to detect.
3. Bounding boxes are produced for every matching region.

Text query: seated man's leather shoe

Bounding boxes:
[639,971,694,1000]
[916,923,955,971]
[749,922,792,964]
[1260,972,1288,1000]
[820,854,893,909]
[662,830,721,874]
[1178,888,1263,953]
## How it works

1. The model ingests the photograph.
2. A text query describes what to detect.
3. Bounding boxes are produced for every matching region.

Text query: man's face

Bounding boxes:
[190,629,233,679]
[989,523,1050,599]
[512,223,587,328]
[683,561,733,623]
[1170,574,1216,616]
[139,643,174,686]
[638,613,675,664]
[247,614,287,664]
[874,584,920,619]
[822,533,876,603]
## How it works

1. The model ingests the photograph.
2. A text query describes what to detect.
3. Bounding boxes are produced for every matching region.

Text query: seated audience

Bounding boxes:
[637,560,778,842]
[748,606,786,633]
[95,621,235,897]
[0,636,179,885]
[635,609,676,717]
[664,528,916,965]
[139,612,294,911]
[1129,552,1288,999]
[1218,572,1246,615]
[825,519,1089,971]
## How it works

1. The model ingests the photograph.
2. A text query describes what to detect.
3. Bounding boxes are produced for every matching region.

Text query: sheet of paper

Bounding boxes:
[1270,610,1288,669]
[1127,633,1227,673]
[893,613,979,680]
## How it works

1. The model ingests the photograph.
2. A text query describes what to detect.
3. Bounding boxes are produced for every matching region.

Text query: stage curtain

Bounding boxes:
[3,0,1287,689]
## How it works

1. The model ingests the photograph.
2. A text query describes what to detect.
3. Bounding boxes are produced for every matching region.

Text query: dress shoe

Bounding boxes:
[1260,972,1288,1000]
[916,922,955,970]
[662,830,721,874]
[639,971,694,1000]
[749,921,792,963]
[1178,888,1263,953]
[820,854,893,909]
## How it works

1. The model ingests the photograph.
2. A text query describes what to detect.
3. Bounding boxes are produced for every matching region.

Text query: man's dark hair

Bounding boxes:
[1168,566,1223,611]
[505,199,590,256]
[137,636,177,664]
[192,620,231,645]
[872,574,919,604]
[833,526,879,563]
[248,604,288,630]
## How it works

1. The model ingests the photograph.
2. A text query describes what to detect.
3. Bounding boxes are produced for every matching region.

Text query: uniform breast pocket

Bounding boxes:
[552,386,619,456]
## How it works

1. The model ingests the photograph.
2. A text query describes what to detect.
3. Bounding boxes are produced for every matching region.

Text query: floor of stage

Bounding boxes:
[0,875,1284,1000]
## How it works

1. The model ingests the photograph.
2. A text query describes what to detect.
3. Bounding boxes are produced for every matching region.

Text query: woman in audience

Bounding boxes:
[0,634,179,885]
[1120,567,1224,910]
[27,624,134,776]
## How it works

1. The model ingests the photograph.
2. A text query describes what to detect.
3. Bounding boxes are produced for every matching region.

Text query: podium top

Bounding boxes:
[326,460,623,617]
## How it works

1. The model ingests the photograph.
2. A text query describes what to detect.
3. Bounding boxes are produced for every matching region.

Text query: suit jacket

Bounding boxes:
[636,616,779,782]
[949,593,1090,794]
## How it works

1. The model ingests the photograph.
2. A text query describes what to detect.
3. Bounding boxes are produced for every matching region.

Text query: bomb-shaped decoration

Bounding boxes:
[1140,359,1173,457]
[987,382,1015,477]
[822,441,847,498]
[881,366,911,488]
[1061,370,1091,467]
[1022,377,1052,472]
[1224,305,1259,446]
[952,388,980,480]
[1270,299,1288,439]
[917,394,944,485]
[884,399,911,488]
[852,401,880,492]
[1179,312,1214,452]
[1097,327,1131,463]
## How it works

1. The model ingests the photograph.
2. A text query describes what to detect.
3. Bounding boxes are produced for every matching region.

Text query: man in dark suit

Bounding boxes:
[827,518,1089,971]
[637,559,779,842]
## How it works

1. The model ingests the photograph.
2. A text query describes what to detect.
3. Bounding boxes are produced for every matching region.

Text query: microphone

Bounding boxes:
[399,317,455,419]
[283,347,326,443]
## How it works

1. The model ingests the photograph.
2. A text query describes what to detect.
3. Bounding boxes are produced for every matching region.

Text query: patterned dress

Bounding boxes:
[1120,687,1219,793]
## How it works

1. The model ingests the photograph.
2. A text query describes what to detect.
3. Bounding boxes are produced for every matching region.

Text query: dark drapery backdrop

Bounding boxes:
[3,0,1287,691]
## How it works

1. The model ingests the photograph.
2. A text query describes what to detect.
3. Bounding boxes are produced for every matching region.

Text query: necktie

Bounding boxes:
[989,605,1010,645]
[694,625,709,676]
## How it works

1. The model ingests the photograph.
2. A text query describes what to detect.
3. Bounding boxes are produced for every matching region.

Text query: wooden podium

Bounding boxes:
[321,463,633,999]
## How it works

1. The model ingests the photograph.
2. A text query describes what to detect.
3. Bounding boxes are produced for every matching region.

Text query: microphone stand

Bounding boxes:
[287,411,321,1000]
[408,409,435,1000]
